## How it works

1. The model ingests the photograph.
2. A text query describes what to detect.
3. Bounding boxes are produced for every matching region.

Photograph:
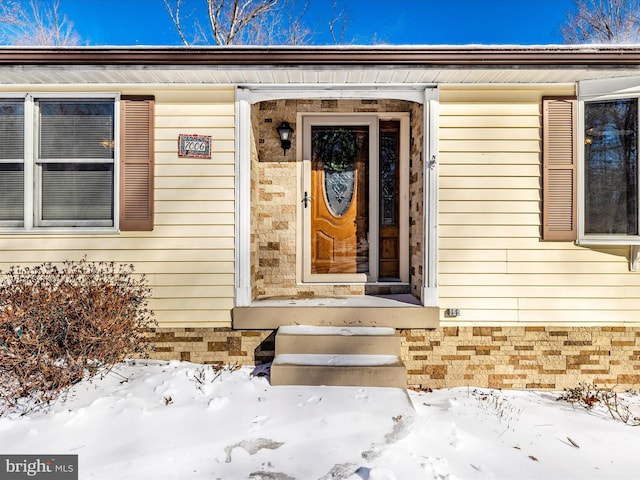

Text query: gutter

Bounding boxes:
[0,45,640,67]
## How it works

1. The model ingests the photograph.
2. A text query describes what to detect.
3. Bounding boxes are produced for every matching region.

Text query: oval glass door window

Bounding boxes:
[325,167,354,217]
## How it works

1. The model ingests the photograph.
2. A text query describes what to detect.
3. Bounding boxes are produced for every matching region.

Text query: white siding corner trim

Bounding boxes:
[423,88,439,306]
[235,88,252,306]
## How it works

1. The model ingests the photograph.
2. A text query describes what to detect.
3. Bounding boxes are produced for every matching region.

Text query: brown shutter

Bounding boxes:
[120,95,154,231]
[542,96,577,241]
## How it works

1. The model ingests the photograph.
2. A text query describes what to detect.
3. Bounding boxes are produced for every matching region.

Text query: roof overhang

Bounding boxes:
[3,44,640,66]
[1,45,640,86]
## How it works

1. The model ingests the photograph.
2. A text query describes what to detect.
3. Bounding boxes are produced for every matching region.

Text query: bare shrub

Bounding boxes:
[0,260,156,413]
[472,389,523,431]
[558,382,640,426]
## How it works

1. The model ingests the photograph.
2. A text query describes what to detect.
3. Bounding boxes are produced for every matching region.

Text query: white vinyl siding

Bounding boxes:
[0,88,236,327]
[439,86,640,325]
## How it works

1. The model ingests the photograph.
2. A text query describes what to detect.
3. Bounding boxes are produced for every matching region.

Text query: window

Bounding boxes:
[584,99,638,236]
[0,100,24,225]
[542,94,640,244]
[37,99,115,227]
[0,94,154,232]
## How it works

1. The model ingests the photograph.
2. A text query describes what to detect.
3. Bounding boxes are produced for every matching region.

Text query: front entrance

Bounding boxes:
[238,96,434,315]
[301,114,408,284]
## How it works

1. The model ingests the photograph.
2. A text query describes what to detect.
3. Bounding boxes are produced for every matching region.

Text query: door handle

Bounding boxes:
[302,191,313,208]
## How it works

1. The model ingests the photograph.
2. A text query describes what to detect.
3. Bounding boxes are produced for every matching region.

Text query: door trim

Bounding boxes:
[297,112,409,285]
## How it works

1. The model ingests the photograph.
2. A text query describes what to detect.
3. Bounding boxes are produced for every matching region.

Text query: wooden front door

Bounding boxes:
[310,126,369,274]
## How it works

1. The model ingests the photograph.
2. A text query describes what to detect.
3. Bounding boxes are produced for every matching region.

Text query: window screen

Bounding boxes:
[39,101,114,160]
[0,101,24,223]
[584,99,638,235]
[37,99,115,226]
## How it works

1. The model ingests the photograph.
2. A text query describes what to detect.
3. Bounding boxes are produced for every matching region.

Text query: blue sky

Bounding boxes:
[56,0,577,45]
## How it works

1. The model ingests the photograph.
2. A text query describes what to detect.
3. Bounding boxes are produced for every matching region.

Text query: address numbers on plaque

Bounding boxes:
[178,134,212,159]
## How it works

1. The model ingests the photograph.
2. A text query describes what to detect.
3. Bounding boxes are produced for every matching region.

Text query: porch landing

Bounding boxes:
[232,294,439,329]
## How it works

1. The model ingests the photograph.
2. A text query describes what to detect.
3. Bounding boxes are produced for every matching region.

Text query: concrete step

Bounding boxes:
[270,354,406,388]
[270,325,406,388]
[275,325,402,356]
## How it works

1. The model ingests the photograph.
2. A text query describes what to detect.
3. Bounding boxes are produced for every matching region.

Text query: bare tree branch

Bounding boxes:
[205,0,279,45]
[286,0,311,45]
[0,0,81,46]
[164,0,349,45]
[562,0,640,44]
[328,0,348,45]
[163,0,190,45]
[207,0,224,45]
[248,0,311,45]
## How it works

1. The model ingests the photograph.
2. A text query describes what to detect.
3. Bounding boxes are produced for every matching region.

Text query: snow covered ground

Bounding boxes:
[1,360,639,480]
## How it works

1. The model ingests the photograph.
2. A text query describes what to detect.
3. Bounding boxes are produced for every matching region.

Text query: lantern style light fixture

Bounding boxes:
[276,121,293,154]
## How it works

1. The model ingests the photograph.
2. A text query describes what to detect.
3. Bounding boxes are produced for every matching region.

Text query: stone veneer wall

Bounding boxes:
[408,102,424,299]
[148,326,640,390]
[250,106,261,300]
[251,99,424,299]
[148,328,275,365]
[400,327,640,390]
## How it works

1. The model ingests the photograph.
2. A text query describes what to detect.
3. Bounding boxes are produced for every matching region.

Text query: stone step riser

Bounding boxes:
[275,334,401,356]
[270,364,407,388]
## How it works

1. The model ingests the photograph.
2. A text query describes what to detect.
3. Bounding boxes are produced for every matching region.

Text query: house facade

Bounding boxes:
[1,46,640,389]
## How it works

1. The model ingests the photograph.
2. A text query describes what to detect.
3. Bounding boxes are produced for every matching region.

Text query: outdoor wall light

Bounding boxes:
[276,121,293,154]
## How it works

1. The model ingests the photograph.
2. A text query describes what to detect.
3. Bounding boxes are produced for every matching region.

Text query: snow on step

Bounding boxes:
[278,325,396,336]
[273,354,402,367]
[271,325,407,387]
[274,325,402,356]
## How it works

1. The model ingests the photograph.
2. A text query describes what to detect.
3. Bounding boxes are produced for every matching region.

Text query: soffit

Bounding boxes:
[0,45,640,86]
[1,65,640,86]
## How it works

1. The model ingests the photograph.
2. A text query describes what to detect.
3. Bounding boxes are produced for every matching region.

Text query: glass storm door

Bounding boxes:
[302,115,407,284]
[302,116,378,283]
[311,125,369,274]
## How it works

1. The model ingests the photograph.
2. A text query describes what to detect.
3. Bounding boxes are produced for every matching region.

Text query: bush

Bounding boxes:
[0,260,156,412]
[558,382,640,426]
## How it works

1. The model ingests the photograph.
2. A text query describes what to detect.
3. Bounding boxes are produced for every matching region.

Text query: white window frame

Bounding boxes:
[0,92,120,233]
[578,78,640,246]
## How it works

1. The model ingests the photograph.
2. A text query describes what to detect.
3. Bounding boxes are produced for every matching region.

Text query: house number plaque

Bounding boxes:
[178,134,212,159]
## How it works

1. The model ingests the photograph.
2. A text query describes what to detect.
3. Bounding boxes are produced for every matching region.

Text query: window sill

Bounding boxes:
[578,236,640,246]
[0,227,119,235]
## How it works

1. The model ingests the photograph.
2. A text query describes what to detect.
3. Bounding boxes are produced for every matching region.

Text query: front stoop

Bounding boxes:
[270,325,407,388]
